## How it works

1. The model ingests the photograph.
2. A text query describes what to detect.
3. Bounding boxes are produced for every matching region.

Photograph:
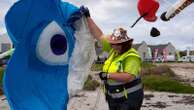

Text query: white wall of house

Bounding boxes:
[0,34,12,53]
[166,42,176,56]
[136,41,152,60]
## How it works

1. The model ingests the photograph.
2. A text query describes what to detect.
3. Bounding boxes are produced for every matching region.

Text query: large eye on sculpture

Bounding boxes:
[36,21,68,65]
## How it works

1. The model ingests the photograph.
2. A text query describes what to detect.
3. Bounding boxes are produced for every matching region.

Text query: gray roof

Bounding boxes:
[148,44,168,50]
[132,44,141,50]
[133,41,147,50]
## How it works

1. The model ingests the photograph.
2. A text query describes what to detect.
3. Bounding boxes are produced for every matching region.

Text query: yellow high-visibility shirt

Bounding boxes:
[101,38,141,77]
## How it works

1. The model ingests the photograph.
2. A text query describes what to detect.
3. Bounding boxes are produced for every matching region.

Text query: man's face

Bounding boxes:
[111,43,123,53]
[111,41,133,54]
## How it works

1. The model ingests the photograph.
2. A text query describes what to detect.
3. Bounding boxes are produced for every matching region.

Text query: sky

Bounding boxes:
[0,0,194,50]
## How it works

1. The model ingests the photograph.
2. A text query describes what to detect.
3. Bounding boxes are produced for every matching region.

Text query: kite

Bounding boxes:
[131,0,160,37]
[3,0,95,110]
[161,0,194,21]
[131,0,160,28]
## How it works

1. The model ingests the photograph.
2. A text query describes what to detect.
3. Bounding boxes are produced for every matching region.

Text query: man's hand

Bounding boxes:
[80,6,90,18]
[67,6,90,25]
[99,72,108,80]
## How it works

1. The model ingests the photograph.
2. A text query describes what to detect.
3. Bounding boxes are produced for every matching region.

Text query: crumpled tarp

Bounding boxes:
[68,17,96,97]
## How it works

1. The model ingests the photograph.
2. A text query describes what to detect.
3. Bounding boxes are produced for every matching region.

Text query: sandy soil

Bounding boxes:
[0,96,9,110]
[68,90,194,110]
[1,91,194,110]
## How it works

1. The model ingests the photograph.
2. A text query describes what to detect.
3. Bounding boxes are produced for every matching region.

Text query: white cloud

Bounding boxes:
[1,0,194,50]
[0,0,15,35]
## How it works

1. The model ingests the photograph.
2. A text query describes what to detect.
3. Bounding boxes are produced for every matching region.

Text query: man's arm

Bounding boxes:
[108,72,135,82]
[80,6,108,40]
[86,17,105,40]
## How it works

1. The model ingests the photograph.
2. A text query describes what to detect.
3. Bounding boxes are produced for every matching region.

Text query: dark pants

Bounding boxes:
[107,89,144,110]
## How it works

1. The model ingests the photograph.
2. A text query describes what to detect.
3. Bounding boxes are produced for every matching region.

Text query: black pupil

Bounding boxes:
[50,34,67,55]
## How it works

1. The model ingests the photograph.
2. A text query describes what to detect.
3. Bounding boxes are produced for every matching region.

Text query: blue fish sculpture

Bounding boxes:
[3,0,95,110]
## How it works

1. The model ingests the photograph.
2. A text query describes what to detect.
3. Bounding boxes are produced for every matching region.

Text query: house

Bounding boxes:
[94,40,176,62]
[190,50,194,56]
[133,42,176,61]
[95,41,152,61]
[0,34,12,53]
[133,41,152,61]
[148,42,176,61]
[179,50,194,57]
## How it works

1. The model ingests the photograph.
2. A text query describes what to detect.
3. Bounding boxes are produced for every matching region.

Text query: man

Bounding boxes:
[80,6,144,110]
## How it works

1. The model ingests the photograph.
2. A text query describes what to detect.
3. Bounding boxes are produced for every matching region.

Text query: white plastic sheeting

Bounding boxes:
[68,17,96,98]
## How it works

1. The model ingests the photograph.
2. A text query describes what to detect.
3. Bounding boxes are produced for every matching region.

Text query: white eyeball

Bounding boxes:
[36,21,69,65]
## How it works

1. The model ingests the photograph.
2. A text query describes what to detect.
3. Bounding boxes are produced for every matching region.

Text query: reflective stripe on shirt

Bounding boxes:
[107,83,142,99]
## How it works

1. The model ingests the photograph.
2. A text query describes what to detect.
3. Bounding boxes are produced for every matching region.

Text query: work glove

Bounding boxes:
[98,72,108,80]
[80,6,90,18]
[67,6,90,25]
[150,27,160,37]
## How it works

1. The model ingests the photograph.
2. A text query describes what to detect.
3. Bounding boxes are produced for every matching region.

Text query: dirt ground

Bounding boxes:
[160,63,194,87]
[1,91,194,110]
[68,91,194,110]
[1,63,194,110]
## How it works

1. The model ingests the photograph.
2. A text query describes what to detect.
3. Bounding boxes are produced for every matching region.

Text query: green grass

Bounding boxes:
[142,62,194,93]
[0,67,4,85]
[0,67,4,95]
[91,63,103,71]
[143,75,194,94]
[142,62,156,68]
[83,75,100,91]
[142,63,175,77]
